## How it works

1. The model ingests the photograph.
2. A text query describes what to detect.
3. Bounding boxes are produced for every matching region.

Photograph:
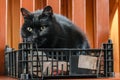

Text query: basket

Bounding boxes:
[5,39,114,80]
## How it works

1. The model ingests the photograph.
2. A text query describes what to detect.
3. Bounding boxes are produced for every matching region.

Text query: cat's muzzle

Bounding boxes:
[33,38,47,46]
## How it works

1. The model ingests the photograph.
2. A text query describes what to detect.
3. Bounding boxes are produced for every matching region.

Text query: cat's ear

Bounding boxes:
[21,8,31,19]
[42,6,53,16]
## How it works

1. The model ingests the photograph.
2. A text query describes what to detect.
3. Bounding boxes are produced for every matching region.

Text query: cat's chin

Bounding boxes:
[33,38,47,48]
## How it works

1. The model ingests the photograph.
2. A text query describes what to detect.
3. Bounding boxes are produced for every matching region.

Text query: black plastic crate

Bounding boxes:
[5,39,114,80]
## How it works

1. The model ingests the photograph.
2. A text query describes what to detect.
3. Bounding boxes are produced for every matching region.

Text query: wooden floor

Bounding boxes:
[0,76,120,80]
[0,76,17,80]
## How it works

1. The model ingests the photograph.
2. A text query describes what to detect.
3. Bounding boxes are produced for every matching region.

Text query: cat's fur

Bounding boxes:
[21,6,91,75]
[21,6,90,49]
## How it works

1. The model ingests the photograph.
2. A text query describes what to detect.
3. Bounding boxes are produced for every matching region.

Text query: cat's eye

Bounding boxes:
[27,27,32,32]
[40,26,46,31]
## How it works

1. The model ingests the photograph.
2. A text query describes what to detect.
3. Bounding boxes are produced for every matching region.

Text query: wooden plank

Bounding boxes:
[7,0,12,47]
[35,0,46,10]
[7,0,20,49]
[72,0,86,32]
[0,0,6,74]
[61,0,68,17]
[10,0,20,49]
[35,0,41,10]
[46,0,61,14]
[118,0,120,73]
[109,0,118,27]
[110,8,120,74]
[67,0,72,20]
[21,0,34,11]
[94,0,109,48]
[61,0,72,20]
[86,0,94,48]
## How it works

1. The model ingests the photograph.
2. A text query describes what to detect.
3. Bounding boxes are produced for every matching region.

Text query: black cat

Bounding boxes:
[21,6,91,75]
[21,6,90,49]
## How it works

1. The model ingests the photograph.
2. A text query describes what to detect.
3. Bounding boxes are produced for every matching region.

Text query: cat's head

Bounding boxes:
[21,6,55,47]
